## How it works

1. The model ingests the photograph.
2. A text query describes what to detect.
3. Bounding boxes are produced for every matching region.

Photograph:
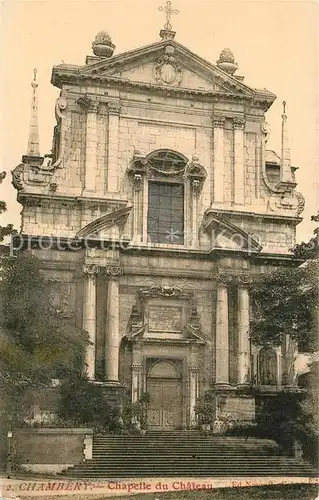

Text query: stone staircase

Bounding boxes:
[62,431,317,478]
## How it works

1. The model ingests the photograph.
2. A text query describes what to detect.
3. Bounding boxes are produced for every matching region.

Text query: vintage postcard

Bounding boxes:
[0,0,318,499]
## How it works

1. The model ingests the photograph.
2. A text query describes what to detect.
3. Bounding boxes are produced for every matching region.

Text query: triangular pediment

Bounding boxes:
[203,210,263,253]
[73,40,260,98]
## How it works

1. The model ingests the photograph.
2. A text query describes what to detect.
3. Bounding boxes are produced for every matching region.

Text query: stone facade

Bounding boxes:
[12,27,305,428]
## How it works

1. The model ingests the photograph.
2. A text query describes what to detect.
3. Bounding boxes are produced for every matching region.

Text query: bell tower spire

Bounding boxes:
[277,101,296,190]
[27,68,40,157]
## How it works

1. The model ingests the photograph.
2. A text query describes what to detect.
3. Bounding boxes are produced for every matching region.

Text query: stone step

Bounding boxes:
[61,434,317,478]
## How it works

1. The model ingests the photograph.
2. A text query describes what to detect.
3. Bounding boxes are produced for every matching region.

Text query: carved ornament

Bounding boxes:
[216,273,233,284]
[83,264,100,275]
[138,285,192,300]
[154,46,182,87]
[233,117,245,129]
[105,265,123,277]
[107,102,121,115]
[212,114,225,128]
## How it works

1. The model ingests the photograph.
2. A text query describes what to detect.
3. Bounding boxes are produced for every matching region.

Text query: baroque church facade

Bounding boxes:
[12,19,305,429]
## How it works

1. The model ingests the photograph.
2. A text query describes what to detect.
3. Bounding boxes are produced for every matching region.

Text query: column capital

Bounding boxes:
[216,272,233,285]
[189,366,199,372]
[236,273,252,286]
[83,264,100,276]
[233,117,245,130]
[212,114,225,128]
[107,102,121,115]
[105,265,123,278]
[131,364,143,371]
[77,95,100,113]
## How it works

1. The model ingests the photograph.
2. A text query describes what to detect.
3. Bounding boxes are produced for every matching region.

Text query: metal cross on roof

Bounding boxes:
[158,1,179,31]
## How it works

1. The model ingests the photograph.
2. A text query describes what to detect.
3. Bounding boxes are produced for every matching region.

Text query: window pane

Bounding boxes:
[147,182,184,244]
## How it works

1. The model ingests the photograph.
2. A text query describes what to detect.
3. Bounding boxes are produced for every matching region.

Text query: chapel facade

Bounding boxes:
[12,20,305,429]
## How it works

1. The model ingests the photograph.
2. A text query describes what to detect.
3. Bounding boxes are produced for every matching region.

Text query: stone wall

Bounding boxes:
[13,428,93,473]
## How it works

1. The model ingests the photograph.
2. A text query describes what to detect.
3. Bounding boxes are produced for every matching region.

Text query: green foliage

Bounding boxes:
[194,392,215,425]
[0,171,17,242]
[0,253,89,386]
[0,252,89,432]
[256,391,318,463]
[249,260,318,351]
[57,375,121,432]
[129,392,151,430]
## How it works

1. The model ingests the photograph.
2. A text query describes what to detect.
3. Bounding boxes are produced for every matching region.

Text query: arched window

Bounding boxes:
[147,150,187,245]
[259,347,277,385]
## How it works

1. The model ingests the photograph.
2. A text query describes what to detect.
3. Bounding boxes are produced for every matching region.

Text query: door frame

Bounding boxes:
[145,358,184,430]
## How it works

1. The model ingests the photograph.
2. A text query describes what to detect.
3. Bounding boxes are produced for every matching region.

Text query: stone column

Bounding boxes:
[233,118,245,205]
[215,274,231,386]
[212,114,225,203]
[105,265,123,382]
[84,100,99,193]
[107,103,121,193]
[189,366,199,427]
[131,364,143,403]
[237,276,251,385]
[83,264,99,380]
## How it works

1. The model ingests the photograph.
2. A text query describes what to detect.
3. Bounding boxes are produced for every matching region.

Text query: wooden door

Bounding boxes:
[147,379,182,429]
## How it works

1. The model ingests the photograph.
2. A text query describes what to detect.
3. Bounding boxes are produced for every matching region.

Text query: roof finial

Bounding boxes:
[158,1,178,40]
[159,1,178,30]
[27,68,40,157]
[277,100,296,190]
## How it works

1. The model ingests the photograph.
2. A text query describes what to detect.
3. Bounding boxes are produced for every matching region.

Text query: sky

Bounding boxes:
[1,0,318,242]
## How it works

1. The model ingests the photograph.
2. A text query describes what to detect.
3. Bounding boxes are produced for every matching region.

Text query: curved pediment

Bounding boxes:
[76,206,132,239]
[203,210,262,253]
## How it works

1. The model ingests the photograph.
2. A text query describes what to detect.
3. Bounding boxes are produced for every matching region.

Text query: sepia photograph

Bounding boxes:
[0,0,318,498]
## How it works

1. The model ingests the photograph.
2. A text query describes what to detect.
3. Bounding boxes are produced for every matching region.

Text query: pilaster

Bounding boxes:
[189,366,200,427]
[107,103,121,193]
[215,273,231,387]
[212,114,225,204]
[82,99,99,194]
[233,118,245,205]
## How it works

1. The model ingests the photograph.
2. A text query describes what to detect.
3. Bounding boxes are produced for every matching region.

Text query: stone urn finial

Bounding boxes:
[92,31,115,58]
[216,48,238,75]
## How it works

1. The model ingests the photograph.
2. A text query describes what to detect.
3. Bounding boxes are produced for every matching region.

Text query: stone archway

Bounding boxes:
[146,360,182,430]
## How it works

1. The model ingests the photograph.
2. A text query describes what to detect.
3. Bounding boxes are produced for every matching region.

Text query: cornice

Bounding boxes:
[208,208,302,225]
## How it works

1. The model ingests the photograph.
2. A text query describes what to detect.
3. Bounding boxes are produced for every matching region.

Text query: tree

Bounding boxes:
[0,252,89,427]
[249,248,318,352]
[0,172,16,243]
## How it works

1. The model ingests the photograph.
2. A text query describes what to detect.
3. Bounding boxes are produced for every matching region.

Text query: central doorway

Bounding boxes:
[146,360,182,430]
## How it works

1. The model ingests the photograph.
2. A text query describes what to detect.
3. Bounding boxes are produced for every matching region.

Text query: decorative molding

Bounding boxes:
[55,96,67,119]
[189,366,200,372]
[154,46,182,87]
[107,102,121,115]
[131,364,143,371]
[105,265,123,277]
[76,206,132,239]
[236,273,252,285]
[138,285,192,300]
[76,95,100,113]
[216,273,233,285]
[83,264,100,275]
[295,191,305,216]
[233,117,245,129]
[184,154,207,192]
[212,114,225,128]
